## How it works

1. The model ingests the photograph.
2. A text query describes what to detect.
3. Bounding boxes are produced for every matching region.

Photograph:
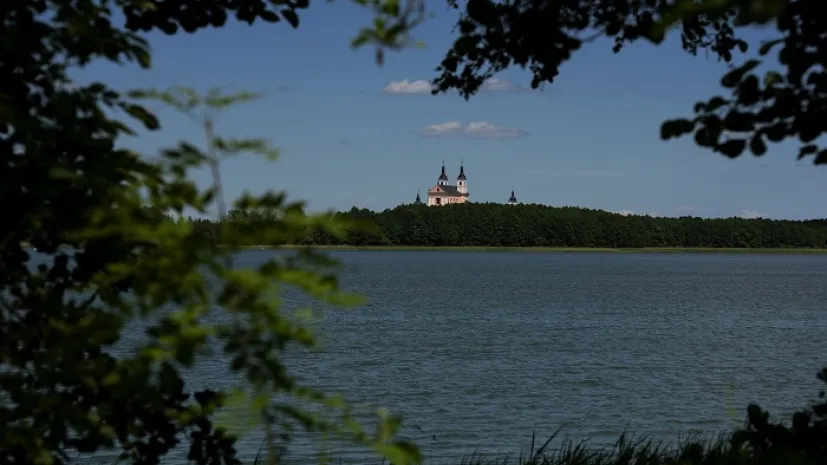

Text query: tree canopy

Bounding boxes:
[184,204,827,249]
[1,0,423,464]
[433,0,827,164]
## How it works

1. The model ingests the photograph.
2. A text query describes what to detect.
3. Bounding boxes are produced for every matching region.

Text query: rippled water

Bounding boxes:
[28,251,827,463]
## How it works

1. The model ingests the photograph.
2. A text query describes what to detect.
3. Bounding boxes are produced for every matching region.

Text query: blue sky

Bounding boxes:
[78,2,824,220]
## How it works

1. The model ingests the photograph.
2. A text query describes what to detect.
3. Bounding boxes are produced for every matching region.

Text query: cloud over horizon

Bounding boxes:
[609,207,774,220]
[612,209,661,217]
[739,209,766,219]
[384,78,524,95]
[419,121,528,139]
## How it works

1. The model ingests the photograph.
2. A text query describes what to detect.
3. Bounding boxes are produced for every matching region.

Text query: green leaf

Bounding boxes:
[123,103,160,130]
[48,166,77,180]
[34,449,53,465]
[351,29,375,48]
[375,442,420,465]
[763,71,783,86]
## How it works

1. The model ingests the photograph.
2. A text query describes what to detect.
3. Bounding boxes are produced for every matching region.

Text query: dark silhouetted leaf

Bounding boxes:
[749,134,767,156]
[798,144,818,159]
[721,60,759,88]
[723,110,754,132]
[759,38,782,55]
[763,71,783,86]
[123,104,159,130]
[660,118,694,140]
[717,139,747,158]
[765,122,787,142]
[281,9,299,28]
[466,0,498,29]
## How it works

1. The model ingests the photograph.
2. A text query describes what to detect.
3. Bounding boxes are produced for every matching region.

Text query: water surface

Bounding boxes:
[41,251,827,462]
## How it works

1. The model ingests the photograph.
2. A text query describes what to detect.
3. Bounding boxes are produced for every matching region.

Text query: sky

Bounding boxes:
[76,2,825,220]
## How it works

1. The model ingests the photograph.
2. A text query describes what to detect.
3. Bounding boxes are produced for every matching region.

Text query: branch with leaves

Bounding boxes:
[2,0,428,463]
[433,0,825,165]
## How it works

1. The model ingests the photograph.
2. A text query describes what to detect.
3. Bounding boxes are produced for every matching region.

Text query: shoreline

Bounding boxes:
[21,243,827,254]
[238,245,827,254]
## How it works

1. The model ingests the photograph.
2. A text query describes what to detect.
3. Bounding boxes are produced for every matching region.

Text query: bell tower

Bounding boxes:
[457,159,467,194]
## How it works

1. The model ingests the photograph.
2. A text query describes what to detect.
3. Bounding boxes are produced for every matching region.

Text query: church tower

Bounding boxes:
[507,187,518,205]
[414,190,423,204]
[437,160,449,186]
[456,159,468,194]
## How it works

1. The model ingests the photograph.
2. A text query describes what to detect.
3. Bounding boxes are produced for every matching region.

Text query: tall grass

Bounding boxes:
[234,429,781,465]
[66,426,822,465]
[449,432,735,465]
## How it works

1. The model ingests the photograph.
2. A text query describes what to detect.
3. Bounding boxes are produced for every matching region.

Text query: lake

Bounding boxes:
[40,251,827,463]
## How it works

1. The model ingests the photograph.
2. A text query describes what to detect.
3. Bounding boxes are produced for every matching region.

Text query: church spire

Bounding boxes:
[415,190,422,204]
[457,159,466,181]
[437,159,448,185]
[507,187,518,205]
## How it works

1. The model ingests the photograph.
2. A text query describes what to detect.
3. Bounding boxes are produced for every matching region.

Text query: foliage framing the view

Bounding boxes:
[432,0,826,164]
[3,0,827,464]
[0,0,426,464]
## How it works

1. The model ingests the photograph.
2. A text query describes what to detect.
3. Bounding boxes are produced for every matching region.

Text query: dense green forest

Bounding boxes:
[182,203,827,249]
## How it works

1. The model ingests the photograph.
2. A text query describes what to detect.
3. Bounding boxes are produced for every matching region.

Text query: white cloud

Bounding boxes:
[382,79,434,95]
[479,78,519,92]
[420,121,528,139]
[421,121,464,136]
[739,209,766,219]
[604,208,774,220]
[383,78,523,95]
[465,121,527,139]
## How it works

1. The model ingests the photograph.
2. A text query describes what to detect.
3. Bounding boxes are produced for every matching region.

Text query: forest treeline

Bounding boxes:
[179,203,827,249]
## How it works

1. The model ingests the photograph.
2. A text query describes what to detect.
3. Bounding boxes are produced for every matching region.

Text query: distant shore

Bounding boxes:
[21,243,827,254]
[238,245,827,254]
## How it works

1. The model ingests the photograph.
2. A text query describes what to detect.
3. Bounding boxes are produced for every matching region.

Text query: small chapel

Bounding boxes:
[413,161,520,207]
